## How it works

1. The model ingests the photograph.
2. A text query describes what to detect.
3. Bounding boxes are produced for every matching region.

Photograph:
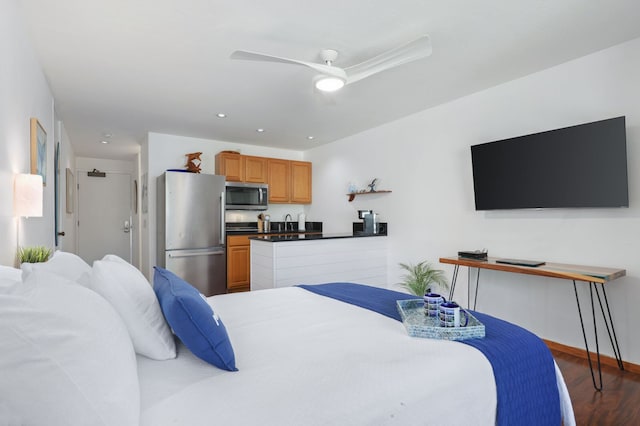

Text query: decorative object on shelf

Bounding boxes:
[18,246,53,264]
[398,261,449,297]
[185,152,202,173]
[30,117,47,186]
[367,178,378,192]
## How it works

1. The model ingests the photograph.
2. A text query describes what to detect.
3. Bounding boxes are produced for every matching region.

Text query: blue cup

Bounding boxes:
[439,301,469,328]
[423,292,446,317]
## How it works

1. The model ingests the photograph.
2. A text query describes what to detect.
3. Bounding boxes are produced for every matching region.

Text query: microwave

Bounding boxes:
[225,182,268,210]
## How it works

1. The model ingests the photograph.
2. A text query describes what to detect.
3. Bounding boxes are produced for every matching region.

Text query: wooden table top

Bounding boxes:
[439,256,626,284]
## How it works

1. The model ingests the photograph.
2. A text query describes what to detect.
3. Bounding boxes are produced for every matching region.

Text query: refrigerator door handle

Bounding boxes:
[220,191,226,245]
[168,249,225,258]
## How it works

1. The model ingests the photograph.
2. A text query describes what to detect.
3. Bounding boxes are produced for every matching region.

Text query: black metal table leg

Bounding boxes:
[449,265,459,301]
[473,269,480,310]
[573,280,603,391]
[594,284,624,370]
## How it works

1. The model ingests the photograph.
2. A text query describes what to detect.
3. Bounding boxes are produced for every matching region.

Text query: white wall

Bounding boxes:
[141,133,307,278]
[0,0,60,266]
[305,37,640,364]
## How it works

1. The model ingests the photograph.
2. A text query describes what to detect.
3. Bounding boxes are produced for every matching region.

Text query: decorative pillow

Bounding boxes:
[0,270,139,426]
[153,267,237,371]
[20,250,91,286]
[91,255,176,360]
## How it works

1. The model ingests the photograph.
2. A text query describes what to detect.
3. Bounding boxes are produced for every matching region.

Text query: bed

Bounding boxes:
[0,253,575,426]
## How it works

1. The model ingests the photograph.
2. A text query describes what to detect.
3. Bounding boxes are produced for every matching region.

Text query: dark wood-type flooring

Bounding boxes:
[551,349,640,425]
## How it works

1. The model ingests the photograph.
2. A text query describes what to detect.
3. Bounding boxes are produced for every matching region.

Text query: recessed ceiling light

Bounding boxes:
[216,113,227,118]
[100,140,109,144]
[307,136,315,140]
[103,133,112,138]
[256,128,265,133]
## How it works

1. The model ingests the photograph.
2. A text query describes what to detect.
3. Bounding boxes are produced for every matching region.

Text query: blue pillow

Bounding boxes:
[153,267,237,371]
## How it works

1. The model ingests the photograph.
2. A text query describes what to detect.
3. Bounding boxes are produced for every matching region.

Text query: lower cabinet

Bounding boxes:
[226,235,251,292]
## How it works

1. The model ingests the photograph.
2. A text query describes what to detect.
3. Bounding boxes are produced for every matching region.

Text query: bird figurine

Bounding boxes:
[185,152,202,173]
[367,178,378,192]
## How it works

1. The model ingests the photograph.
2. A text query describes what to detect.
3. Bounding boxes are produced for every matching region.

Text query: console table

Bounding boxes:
[439,256,626,390]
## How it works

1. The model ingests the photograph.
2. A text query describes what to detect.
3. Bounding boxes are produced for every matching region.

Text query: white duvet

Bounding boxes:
[138,287,573,426]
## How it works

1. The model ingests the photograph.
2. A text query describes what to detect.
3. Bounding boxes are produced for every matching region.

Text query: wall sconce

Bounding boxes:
[14,173,43,217]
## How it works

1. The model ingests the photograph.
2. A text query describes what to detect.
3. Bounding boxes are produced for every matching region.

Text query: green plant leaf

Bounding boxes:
[18,246,52,264]
[397,260,449,296]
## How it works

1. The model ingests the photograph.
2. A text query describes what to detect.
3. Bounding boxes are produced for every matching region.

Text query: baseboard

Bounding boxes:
[544,339,640,374]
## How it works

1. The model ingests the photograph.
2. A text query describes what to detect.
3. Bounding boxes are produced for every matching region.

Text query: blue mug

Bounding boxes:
[423,292,446,317]
[439,301,469,328]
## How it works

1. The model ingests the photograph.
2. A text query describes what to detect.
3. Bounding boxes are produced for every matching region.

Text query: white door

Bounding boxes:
[77,171,132,264]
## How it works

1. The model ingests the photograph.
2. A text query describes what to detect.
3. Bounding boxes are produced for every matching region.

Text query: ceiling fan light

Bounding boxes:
[315,76,345,92]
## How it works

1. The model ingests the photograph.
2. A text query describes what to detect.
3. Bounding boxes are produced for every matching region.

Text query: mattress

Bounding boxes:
[138,286,573,425]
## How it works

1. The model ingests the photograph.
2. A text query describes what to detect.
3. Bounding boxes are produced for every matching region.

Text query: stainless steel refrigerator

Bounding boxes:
[157,171,226,296]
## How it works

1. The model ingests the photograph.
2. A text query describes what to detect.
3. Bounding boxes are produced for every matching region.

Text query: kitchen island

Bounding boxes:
[250,233,388,291]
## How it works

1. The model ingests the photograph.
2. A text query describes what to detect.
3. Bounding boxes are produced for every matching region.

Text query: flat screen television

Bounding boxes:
[471,116,628,210]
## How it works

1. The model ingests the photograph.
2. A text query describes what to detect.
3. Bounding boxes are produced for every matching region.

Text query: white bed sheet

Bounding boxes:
[138,287,573,426]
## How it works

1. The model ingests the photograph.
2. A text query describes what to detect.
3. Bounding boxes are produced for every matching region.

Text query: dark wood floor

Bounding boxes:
[551,349,640,425]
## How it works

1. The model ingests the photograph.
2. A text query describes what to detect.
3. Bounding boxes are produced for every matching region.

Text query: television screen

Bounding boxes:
[471,116,628,210]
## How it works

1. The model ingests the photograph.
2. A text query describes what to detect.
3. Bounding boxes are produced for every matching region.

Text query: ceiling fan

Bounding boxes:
[230,35,432,92]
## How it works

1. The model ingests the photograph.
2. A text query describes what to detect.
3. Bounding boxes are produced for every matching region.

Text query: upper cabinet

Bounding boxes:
[216,151,312,204]
[215,152,243,182]
[267,158,290,203]
[290,161,312,204]
[243,155,268,183]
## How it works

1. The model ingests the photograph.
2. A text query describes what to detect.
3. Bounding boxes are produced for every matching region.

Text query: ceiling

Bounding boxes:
[19,0,640,161]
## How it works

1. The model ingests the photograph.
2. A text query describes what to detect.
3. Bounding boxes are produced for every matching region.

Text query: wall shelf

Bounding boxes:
[347,190,392,202]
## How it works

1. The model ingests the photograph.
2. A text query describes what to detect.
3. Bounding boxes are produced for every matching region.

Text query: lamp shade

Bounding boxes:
[14,173,43,217]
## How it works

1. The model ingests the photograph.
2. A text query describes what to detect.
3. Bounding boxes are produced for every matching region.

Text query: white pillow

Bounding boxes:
[20,251,91,286]
[0,265,22,292]
[0,270,140,426]
[0,265,22,282]
[91,255,176,360]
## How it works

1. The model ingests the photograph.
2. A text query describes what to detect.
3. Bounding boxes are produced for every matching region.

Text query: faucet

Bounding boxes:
[284,214,293,231]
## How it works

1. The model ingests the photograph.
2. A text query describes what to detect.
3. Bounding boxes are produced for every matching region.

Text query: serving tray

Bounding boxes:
[396,299,485,340]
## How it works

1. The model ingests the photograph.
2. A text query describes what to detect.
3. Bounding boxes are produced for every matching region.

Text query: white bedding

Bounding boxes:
[138,287,573,425]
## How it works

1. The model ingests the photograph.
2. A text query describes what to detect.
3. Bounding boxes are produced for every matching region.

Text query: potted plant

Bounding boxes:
[18,246,52,264]
[398,260,449,296]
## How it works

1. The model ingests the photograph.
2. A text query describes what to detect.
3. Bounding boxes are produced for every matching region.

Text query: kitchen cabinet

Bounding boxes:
[268,159,312,204]
[216,151,312,204]
[290,161,312,203]
[267,158,291,203]
[215,152,243,182]
[243,155,268,183]
[226,235,251,292]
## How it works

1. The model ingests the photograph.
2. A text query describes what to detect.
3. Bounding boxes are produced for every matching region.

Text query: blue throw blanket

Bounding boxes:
[298,282,561,426]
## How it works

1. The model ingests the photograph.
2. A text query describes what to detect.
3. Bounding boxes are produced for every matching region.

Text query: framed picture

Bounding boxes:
[66,168,74,213]
[30,118,47,185]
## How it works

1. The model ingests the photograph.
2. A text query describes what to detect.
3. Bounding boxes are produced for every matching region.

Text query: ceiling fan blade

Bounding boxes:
[230,50,346,79]
[344,34,432,85]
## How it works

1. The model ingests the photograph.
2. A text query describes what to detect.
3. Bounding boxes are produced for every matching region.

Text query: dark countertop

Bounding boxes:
[249,232,388,242]
[226,221,323,235]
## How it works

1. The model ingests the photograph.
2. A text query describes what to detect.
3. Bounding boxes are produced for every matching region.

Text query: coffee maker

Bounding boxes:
[358,209,378,234]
